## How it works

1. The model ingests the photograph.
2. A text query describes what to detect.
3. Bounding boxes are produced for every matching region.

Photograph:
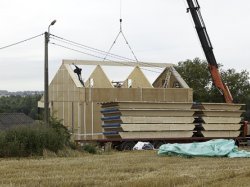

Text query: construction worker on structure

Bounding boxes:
[73,64,84,86]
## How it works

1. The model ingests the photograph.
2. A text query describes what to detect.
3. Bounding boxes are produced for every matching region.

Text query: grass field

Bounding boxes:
[1,150,250,187]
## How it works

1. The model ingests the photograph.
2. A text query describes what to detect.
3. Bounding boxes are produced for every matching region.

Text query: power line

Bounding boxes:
[0,33,44,50]
[0,31,165,72]
[50,42,162,74]
[51,42,110,61]
[50,34,136,62]
[51,42,140,67]
[50,34,164,70]
[50,36,136,62]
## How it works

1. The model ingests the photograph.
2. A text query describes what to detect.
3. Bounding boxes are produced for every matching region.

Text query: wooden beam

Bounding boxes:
[62,59,173,68]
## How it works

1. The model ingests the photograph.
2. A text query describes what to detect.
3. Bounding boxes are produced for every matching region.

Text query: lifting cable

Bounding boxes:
[103,0,139,62]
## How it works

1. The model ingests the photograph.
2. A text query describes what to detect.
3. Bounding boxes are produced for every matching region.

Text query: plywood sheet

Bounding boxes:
[153,67,172,88]
[85,65,113,88]
[141,88,165,101]
[200,124,242,131]
[164,89,193,102]
[201,117,242,124]
[118,109,195,117]
[195,110,244,117]
[120,116,195,124]
[88,88,142,102]
[84,88,193,103]
[103,127,123,132]
[121,123,195,131]
[170,67,190,88]
[197,103,245,111]
[122,66,152,88]
[201,131,241,138]
[102,101,193,110]
[153,67,189,88]
[119,131,193,139]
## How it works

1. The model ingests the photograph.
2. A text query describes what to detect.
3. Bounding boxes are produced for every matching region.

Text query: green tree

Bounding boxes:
[222,69,250,103]
[0,95,42,119]
[175,58,250,104]
[174,58,211,102]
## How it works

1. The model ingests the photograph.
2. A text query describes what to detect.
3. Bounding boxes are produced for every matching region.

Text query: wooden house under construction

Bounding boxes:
[38,60,194,140]
[38,60,246,144]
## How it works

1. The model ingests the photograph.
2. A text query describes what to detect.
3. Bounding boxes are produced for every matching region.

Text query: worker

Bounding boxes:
[73,64,85,86]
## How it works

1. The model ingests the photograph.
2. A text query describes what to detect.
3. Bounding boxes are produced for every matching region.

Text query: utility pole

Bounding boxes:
[44,20,56,125]
[44,31,49,125]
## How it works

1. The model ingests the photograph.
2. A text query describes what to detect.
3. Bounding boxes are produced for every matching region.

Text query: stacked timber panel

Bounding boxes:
[101,102,195,139]
[193,103,245,138]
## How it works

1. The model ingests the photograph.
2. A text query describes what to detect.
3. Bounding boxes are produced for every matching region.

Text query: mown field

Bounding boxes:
[1,150,250,187]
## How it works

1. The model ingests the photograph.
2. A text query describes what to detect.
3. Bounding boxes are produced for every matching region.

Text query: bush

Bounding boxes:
[49,116,70,147]
[69,142,77,150]
[82,144,97,154]
[0,116,71,157]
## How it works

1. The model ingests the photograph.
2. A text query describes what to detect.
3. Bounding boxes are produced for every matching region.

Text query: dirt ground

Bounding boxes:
[1,150,250,187]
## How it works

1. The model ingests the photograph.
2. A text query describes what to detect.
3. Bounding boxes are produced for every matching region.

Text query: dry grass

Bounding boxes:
[0,150,250,187]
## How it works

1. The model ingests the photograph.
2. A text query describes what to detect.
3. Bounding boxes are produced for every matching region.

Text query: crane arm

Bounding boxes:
[186,0,233,103]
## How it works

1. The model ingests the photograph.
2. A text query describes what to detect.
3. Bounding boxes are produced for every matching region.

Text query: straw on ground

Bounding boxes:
[0,150,250,187]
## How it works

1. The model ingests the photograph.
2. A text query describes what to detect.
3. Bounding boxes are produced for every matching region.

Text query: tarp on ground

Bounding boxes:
[158,139,250,158]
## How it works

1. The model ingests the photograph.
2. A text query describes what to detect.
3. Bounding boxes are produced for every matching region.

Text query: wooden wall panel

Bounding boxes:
[142,89,165,101]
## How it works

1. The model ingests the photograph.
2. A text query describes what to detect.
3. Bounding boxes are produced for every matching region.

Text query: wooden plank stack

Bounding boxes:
[193,103,245,138]
[101,101,195,139]
[101,102,246,140]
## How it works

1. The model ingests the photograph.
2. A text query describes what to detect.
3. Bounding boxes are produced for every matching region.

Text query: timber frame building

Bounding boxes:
[38,60,193,140]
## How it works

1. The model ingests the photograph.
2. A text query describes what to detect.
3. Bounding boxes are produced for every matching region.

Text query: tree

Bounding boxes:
[222,69,250,103]
[175,58,250,104]
[0,95,42,119]
[174,58,211,102]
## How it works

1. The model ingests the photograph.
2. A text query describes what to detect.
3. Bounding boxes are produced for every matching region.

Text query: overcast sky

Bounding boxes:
[1,0,250,91]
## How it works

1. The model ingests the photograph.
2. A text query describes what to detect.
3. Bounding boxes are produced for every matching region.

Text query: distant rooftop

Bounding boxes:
[0,113,35,130]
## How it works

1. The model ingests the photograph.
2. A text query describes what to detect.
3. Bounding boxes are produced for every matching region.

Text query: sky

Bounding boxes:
[0,0,250,91]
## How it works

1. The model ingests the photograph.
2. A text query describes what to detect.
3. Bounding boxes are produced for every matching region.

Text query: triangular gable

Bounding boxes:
[153,67,189,88]
[85,65,113,88]
[39,64,81,106]
[153,67,172,88]
[122,66,152,88]
[50,64,83,88]
[65,64,84,88]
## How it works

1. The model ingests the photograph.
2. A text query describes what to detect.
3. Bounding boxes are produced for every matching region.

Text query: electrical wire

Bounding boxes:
[50,34,164,70]
[50,36,135,62]
[0,31,167,73]
[50,42,162,74]
[50,34,137,62]
[51,42,109,61]
[0,30,165,73]
[0,33,44,50]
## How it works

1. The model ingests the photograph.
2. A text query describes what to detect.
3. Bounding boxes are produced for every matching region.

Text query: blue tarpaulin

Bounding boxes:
[158,139,250,158]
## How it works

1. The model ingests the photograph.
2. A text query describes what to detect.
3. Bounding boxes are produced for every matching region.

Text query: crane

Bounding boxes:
[186,0,233,103]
